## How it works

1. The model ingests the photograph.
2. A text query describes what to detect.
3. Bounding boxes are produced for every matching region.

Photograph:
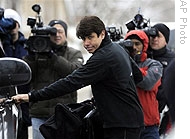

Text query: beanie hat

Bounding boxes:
[153,23,170,43]
[48,20,67,37]
[4,9,22,27]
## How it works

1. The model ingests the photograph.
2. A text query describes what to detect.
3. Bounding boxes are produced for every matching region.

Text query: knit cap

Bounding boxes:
[153,23,170,43]
[48,20,67,37]
[4,9,22,27]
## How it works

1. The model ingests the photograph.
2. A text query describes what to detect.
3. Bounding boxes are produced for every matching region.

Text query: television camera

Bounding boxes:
[105,25,134,54]
[125,9,159,38]
[26,4,57,53]
[106,25,124,42]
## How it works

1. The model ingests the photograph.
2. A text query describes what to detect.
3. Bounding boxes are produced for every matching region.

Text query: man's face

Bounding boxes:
[82,31,105,54]
[50,24,66,46]
[131,39,143,55]
[149,31,167,50]
[10,22,19,36]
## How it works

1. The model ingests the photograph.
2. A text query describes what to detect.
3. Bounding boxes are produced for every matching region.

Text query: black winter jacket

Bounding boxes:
[147,46,175,112]
[29,35,144,128]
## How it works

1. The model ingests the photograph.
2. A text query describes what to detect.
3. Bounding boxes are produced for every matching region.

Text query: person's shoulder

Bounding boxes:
[166,48,175,57]
[146,58,163,66]
[66,46,82,55]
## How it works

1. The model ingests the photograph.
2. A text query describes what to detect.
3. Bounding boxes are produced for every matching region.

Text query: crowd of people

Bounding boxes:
[0,6,175,139]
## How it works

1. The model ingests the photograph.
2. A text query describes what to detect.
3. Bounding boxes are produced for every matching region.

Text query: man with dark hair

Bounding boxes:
[12,16,144,139]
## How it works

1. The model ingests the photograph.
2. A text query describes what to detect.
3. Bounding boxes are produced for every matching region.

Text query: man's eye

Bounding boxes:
[134,42,140,46]
[88,36,93,39]
[57,30,64,34]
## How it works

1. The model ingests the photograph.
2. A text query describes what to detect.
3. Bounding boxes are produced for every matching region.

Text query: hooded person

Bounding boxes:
[125,30,163,139]
[125,30,149,63]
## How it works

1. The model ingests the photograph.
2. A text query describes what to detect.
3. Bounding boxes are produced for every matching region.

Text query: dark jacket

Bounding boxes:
[1,31,31,130]
[163,58,175,123]
[147,46,175,112]
[24,44,84,118]
[2,32,27,58]
[29,34,144,128]
[125,30,163,126]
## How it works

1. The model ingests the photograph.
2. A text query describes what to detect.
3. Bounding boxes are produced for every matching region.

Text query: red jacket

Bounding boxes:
[137,77,161,126]
[125,30,163,126]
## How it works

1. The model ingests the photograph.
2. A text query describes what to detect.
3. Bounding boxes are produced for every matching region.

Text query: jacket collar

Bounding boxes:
[93,32,111,54]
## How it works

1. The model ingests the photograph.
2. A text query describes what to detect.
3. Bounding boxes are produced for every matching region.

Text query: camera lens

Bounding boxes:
[32,37,48,52]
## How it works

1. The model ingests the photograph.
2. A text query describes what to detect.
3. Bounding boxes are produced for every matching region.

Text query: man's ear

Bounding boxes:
[101,30,105,39]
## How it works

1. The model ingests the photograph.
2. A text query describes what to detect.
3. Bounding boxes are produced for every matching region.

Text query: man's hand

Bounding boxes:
[0,98,6,103]
[11,94,29,103]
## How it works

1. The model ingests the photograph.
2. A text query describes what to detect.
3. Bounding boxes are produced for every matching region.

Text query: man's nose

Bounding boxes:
[83,38,90,45]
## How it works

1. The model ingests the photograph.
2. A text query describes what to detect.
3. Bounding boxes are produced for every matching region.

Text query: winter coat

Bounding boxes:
[1,31,31,126]
[24,44,84,118]
[2,32,27,58]
[147,45,175,112]
[137,58,162,126]
[29,34,144,128]
[125,30,163,126]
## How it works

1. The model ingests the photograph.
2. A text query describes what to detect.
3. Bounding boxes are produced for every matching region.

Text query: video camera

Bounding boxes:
[105,25,134,53]
[106,25,123,42]
[26,4,57,53]
[125,9,158,38]
[119,39,134,54]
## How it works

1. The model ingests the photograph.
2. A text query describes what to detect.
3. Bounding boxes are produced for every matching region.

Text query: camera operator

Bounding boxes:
[147,23,175,136]
[0,8,31,139]
[23,19,84,139]
[2,9,28,58]
[124,30,163,139]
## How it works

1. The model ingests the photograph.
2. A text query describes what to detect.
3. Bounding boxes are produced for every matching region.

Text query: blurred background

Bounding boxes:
[0,0,175,102]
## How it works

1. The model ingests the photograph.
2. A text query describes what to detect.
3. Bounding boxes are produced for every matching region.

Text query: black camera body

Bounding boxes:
[26,26,57,53]
[26,4,57,53]
[106,26,123,42]
[125,11,159,38]
[119,39,134,54]
[143,27,158,38]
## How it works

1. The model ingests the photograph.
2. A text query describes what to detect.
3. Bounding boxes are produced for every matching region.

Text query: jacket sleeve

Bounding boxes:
[29,52,107,102]
[137,59,163,91]
[52,47,84,77]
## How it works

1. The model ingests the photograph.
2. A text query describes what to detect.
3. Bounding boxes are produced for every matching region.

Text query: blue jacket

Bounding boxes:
[2,32,28,58]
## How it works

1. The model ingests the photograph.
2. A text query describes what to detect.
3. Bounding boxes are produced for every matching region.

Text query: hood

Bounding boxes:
[124,30,149,62]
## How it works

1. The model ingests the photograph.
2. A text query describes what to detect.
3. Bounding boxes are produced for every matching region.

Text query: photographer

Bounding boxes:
[23,19,84,139]
[124,30,163,139]
[147,23,175,136]
[2,9,28,58]
[0,8,30,139]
